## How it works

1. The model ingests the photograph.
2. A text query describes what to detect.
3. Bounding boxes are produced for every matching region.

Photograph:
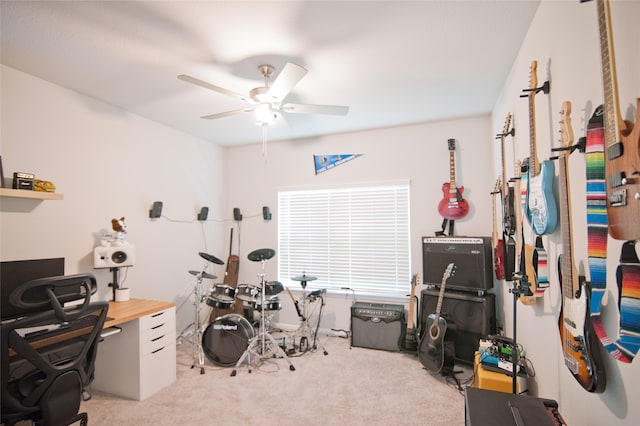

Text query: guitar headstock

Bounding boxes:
[529,60,538,92]
[443,263,456,282]
[412,273,420,287]
[559,101,574,149]
[502,113,512,137]
[447,138,456,151]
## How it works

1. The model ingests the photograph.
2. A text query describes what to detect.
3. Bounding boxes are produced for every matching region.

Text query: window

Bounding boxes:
[278,183,411,297]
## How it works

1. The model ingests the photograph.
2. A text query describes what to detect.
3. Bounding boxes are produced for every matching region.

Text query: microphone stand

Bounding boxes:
[509,273,531,394]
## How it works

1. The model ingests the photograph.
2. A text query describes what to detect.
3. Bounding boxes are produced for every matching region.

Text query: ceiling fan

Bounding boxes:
[178,63,349,126]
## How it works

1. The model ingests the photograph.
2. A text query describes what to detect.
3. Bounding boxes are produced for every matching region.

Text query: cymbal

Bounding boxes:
[247,248,275,262]
[291,274,318,282]
[189,270,217,279]
[199,252,224,265]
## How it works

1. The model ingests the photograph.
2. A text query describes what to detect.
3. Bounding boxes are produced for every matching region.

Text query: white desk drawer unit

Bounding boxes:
[92,305,176,400]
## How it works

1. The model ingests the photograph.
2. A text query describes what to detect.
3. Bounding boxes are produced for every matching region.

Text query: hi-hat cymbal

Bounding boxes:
[199,252,224,265]
[188,270,217,279]
[291,274,318,282]
[247,248,275,262]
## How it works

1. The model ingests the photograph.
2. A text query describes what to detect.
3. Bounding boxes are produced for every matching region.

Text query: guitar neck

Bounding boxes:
[598,0,625,149]
[434,279,447,318]
[448,150,457,191]
[559,103,578,298]
[528,87,539,177]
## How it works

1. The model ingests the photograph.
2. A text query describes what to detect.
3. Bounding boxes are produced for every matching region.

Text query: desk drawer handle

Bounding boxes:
[151,335,165,342]
[151,346,165,354]
[151,312,165,318]
[101,327,122,339]
[151,323,165,330]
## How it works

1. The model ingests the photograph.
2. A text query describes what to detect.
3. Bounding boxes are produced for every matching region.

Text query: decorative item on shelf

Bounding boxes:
[34,179,56,193]
[12,172,34,191]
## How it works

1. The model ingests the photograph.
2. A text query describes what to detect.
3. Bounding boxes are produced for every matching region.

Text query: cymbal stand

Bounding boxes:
[294,280,314,352]
[189,267,208,374]
[231,260,295,376]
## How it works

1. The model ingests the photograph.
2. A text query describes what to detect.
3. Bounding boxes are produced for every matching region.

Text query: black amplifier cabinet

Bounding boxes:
[420,289,495,364]
[422,236,493,293]
[351,302,405,352]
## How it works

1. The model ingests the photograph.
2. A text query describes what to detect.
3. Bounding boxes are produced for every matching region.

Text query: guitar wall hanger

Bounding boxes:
[550,136,587,160]
[519,80,550,97]
[495,127,516,139]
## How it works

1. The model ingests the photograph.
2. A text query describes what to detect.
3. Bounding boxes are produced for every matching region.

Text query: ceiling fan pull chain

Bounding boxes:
[262,125,268,163]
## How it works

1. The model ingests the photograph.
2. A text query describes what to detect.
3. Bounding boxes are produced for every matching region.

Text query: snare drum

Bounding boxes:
[206,284,236,309]
[257,296,282,311]
[235,284,260,303]
[202,314,254,367]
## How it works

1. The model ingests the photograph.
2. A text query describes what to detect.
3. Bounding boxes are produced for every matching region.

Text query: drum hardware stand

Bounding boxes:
[179,252,223,374]
[231,249,295,376]
[289,274,317,352]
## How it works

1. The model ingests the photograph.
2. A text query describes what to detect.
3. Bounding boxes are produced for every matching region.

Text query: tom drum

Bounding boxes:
[235,284,260,303]
[206,284,236,309]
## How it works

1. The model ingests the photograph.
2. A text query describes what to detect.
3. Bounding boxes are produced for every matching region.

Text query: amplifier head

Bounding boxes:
[422,236,493,292]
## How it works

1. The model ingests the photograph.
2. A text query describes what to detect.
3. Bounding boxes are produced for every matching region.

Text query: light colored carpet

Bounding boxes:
[82,334,470,425]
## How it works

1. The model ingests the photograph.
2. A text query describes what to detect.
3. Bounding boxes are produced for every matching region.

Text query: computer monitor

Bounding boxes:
[1,258,65,321]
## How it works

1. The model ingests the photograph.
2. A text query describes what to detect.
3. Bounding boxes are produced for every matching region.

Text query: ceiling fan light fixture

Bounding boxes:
[255,102,277,126]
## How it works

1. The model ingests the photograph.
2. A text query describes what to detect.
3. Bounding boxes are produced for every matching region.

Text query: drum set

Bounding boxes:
[182,248,322,375]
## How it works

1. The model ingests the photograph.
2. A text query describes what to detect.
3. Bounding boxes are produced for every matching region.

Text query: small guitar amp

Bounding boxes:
[350,302,405,352]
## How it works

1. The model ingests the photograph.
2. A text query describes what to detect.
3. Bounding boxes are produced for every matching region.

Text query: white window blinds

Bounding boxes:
[278,183,411,296]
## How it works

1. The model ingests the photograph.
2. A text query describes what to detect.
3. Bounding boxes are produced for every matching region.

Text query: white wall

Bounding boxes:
[490,1,639,425]
[225,116,495,333]
[1,65,227,333]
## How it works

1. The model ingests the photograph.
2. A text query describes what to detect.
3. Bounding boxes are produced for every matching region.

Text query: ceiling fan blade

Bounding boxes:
[281,103,349,115]
[178,74,250,103]
[264,63,308,103]
[201,108,253,120]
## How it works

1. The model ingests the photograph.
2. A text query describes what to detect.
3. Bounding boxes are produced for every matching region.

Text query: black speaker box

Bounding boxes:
[351,302,405,352]
[420,289,496,364]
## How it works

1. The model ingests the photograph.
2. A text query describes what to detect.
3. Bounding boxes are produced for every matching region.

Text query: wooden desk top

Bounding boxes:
[10,298,175,354]
[105,298,175,328]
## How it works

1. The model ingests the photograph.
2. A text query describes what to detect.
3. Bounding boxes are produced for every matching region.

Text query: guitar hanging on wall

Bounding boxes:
[594,0,640,241]
[497,113,516,280]
[522,60,558,236]
[438,139,469,221]
[419,263,456,375]
[556,101,606,393]
[492,178,506,280]
[404,274,420,352]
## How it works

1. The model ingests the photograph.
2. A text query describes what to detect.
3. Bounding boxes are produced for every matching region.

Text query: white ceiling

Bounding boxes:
[1,1,540,147]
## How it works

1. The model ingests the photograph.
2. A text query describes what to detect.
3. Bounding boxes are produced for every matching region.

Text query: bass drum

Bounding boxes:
[202,314,254,367]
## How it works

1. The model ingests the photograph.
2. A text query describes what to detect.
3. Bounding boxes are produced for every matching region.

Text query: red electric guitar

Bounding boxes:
[438,139,469,220]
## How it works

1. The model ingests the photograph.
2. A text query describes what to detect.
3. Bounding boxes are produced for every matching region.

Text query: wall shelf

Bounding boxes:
[0,188,63,200]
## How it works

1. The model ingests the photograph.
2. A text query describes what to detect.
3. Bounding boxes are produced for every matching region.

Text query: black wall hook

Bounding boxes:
[520,80,551,97]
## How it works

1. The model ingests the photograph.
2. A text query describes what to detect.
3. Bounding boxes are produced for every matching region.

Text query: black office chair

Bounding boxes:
[1,274,108,426]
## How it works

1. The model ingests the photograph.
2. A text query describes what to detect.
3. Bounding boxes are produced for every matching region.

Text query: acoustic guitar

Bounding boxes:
[438,139,469,221]
[404,274,420,352]
[556,101,606,393]
[594,0,640,241]
[419,263,455,374]
[523,60,558,236]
